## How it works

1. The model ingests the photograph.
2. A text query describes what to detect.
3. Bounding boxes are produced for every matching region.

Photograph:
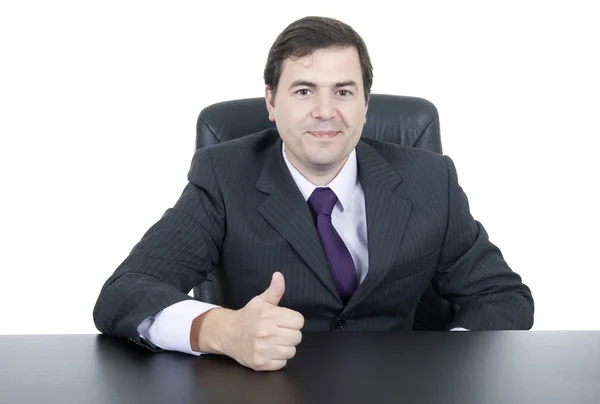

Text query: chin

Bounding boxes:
[306,151,345,168]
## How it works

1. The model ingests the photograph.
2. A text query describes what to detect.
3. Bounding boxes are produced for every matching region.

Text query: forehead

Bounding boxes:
[279,47,363,85]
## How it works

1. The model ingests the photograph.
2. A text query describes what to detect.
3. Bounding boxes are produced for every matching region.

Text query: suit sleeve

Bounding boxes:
[92,149,225,351]
[432,156,534,331]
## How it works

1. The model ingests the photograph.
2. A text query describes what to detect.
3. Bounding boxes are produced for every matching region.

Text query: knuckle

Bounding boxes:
[254,327,270,338]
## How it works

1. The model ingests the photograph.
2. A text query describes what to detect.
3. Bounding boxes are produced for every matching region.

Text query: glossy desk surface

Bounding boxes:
[1,331,599,404]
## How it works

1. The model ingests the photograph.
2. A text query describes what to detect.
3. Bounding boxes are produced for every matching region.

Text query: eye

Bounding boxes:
[337,89,352,97]
[295,89,312,96]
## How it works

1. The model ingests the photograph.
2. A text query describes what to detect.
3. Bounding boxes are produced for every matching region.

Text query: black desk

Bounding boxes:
[1,332,599,404]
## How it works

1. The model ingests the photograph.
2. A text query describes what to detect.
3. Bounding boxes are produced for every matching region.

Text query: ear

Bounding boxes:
[363,95,370,124]
[265,86,276,122]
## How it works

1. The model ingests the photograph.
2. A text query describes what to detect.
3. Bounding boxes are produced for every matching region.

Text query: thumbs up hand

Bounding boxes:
[217,272,305,371]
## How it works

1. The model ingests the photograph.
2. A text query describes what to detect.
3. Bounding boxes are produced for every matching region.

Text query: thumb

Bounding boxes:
[259,272,285,306]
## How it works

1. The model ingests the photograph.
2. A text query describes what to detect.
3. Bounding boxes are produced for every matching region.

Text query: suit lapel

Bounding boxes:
[255,140,341,301]
[343,141,412,313]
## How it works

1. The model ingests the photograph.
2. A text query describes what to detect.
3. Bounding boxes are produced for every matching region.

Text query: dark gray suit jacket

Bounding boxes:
[93,129,534,351]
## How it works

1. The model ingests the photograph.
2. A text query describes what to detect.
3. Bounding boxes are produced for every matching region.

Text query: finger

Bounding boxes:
[256,359,287,372]
[258,272,285,306]
[272,328,303,346]
[273,345,296,360]
[272,308,304,330]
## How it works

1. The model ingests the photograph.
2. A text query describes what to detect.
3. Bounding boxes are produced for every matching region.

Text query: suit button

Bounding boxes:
[334,318,346,329]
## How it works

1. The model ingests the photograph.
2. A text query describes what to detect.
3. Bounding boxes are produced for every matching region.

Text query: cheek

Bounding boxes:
[339,105,367,123]
[353,106,368,123]
[278,107,305,127]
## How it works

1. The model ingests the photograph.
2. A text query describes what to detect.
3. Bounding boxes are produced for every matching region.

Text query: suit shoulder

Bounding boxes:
[188,129,279,181]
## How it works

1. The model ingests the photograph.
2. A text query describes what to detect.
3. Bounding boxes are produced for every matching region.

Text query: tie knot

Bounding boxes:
[308,187,338,216]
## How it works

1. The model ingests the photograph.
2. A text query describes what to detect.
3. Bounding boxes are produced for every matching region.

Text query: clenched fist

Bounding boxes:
[193,272,305,371]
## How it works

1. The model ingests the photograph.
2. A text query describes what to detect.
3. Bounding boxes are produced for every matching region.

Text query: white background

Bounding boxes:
[1,1,598,335]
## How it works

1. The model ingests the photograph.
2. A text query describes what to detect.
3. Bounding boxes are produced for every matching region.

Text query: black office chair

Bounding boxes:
[192,94,457,330]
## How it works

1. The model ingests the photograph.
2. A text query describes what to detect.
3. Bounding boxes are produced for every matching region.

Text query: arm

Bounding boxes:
[92,150,303,370]
[433,156,534,331]
[92,148,226,351]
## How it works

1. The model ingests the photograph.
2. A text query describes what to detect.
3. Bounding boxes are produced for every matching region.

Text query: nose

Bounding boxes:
[311,93,337,121]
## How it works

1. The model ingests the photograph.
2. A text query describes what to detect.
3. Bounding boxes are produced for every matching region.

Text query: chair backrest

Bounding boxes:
[193,93,456,330]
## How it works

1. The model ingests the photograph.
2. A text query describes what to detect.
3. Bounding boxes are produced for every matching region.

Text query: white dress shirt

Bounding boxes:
[137,143,464,355]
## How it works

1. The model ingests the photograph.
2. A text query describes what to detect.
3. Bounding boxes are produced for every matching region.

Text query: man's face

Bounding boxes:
[265,47,368,176]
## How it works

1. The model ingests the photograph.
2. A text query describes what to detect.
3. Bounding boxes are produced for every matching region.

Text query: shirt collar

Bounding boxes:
[281,142,357,212]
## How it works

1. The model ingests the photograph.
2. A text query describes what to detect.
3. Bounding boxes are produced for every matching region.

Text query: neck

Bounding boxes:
[288,154,349,186]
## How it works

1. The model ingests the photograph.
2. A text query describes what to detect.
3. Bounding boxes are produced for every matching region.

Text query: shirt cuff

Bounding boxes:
[137,299,220,355]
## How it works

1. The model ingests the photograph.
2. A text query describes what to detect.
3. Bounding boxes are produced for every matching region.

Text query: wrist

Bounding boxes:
[191,307,232,354]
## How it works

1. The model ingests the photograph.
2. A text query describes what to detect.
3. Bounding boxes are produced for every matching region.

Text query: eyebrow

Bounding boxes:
[289,80,358,90]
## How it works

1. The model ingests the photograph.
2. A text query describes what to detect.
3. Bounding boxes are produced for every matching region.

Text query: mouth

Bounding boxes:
[308,131,339,139]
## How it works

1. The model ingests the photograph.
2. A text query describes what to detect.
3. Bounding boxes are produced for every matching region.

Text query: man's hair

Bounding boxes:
[264,16,373,104]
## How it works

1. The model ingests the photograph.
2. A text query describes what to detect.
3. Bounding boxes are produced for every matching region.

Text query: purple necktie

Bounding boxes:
[308,187,357,303]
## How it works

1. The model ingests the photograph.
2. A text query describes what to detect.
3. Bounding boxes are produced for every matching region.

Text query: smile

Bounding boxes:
[308,131,339,138]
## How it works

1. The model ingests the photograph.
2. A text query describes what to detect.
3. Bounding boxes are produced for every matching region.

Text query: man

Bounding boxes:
[93,16,534,372]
